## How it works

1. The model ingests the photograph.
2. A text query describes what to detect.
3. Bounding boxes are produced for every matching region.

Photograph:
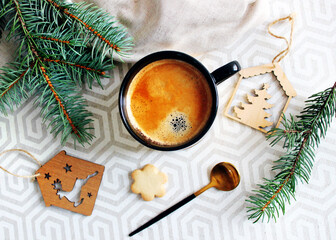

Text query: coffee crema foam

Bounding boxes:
[126,59,212,146]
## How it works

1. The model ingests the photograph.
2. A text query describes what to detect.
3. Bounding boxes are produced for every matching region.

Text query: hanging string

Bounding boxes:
[268,13,295,64]
[0,149,42,179]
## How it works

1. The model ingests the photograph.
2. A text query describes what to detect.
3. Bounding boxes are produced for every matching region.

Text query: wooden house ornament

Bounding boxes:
[35,151,105,216]
[225,62,297,133]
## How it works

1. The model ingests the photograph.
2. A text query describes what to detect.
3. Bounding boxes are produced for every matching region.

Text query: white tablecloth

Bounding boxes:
[1,0,336,239]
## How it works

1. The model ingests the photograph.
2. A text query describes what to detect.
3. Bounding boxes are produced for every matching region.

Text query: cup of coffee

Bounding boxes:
[119,51,240,151]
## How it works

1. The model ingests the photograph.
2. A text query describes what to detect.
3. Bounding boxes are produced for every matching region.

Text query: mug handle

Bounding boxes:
[211,61,241,85]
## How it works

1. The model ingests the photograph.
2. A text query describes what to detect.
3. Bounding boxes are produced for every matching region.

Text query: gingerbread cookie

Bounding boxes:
[131,164,168,201]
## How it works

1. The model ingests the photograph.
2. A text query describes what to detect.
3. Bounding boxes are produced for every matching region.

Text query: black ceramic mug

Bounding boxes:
[119,51,240,151]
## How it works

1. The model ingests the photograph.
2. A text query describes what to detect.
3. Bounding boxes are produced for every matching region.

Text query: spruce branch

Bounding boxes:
[0,0,132,145]
[0,61,32,113]
[39,65,83,139]
[247,82,336,222]
[44,0,132,60]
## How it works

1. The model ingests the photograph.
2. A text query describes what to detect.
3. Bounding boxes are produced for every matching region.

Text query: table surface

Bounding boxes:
[1,0,336,239]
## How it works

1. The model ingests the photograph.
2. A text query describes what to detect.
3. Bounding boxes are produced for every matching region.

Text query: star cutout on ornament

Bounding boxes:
[64,163,72,173]
[44,173,51,180]
[87,192,92,198]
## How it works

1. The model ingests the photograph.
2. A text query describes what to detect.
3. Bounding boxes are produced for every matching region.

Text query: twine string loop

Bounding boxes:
[0,149,42,179]
[268,13,295,64]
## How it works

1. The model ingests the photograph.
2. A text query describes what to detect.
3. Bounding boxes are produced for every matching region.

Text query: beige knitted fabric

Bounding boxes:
[74,0,268,61]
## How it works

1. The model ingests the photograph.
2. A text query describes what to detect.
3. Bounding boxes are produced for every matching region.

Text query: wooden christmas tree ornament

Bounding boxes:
[225,62,297,133]
[35,151,105,216]
[225,14,297,133]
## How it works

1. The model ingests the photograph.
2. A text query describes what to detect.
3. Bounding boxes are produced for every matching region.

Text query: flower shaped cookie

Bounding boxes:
[131,164,168,201]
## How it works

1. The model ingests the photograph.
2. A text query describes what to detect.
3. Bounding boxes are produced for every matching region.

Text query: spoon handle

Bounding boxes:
[129,194,196,237]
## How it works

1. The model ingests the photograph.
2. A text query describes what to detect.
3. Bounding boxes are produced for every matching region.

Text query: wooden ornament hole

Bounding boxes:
[225,63,296,133]
[233,74,287,131]
[52,171,98,207]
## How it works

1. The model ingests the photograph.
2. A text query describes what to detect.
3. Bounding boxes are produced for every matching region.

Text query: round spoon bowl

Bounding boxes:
[210,162,240,191]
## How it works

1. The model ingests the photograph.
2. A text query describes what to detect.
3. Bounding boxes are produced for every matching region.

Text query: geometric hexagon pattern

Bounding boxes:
[1,0,336,239]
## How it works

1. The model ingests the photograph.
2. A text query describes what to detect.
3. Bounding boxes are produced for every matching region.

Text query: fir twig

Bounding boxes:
[247,82,336,222]
[0,0,132,145]
[35,35,70,44]
[43,58,106,76]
